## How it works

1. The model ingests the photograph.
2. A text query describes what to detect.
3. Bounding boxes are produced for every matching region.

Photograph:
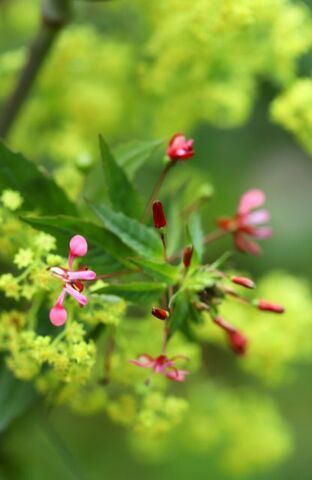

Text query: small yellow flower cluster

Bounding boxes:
[0,189,24,211]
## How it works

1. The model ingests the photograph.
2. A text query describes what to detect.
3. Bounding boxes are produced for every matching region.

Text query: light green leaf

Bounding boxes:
[90,203,163,261]
[96,282,166,304]
[188,212,204,260]
[130,257,180,284]
[99,135,143,218]
[0,142,77,216]
[115,139,164,179]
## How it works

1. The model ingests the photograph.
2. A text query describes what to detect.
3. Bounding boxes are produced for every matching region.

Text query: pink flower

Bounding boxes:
[167,133,194,161]
[217,189,272,255]
[48,235,96,327]
[129,353,189,382]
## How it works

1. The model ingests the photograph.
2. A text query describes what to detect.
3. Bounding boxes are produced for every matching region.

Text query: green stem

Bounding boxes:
[27,292,44,330]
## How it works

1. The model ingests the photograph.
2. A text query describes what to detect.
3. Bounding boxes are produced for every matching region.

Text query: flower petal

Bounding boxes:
[238,189,266,215]
[234,232,261,255]
[253,227,273,239]
[64,284,88,305]
[165,368,189,382]
[67,270,96,281]
[246,209,270,225]
[50,304,67,327]
[128,354,155,369]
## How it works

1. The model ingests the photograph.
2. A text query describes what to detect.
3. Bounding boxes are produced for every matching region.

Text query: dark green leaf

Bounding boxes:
[115,139,164,179]
[90,203,163,261]
[0,364,36,433]
[22,215,133,273]
[130,257,180,284]
[96,282,166,304]
[0,142,77,216]
[99,135,143,218]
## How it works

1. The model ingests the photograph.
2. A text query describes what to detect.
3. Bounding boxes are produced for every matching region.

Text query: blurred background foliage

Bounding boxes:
[0,0,312,479]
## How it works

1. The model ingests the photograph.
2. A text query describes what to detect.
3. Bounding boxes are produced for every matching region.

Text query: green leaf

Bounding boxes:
[0,364,36,433]
[130,257,180,284]
[114,139,164,179]
[188,212,204,261]
[183,267,218,293]
[96,282,166,304]
[22,215,133,273]
[99,135,143,218]
[90,203,163,261]
[0,142,77,216]
[168,295,190,336]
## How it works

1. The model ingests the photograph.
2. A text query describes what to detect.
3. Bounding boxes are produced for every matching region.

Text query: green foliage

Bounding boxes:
[90,203,164,261]
[0,142,77,216]
[99,135,143,218]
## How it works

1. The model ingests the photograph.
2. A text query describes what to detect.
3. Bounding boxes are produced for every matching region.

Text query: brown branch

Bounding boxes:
[0,0,71,139]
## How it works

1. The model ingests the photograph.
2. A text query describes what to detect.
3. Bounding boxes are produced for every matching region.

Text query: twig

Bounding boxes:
[0,0,71,139]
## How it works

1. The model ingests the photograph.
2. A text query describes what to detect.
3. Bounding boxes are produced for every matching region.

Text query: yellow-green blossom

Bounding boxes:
[1,189,24,210]
[14,248,34,269]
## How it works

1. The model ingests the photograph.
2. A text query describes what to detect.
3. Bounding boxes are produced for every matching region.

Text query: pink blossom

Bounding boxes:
[129,353,189,382]
[217,189,272,255]
[167,134,194,161]
[48,235,96,326]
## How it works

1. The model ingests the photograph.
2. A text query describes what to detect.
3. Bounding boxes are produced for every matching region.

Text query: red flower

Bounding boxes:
[129,353,189,382]
[214,316,248,356]
[167,134,194,161]
[217,189,272,255]
[257,299,285,313]
[152,201,167,229]
[151,307,169,321]
[183,245,193,268]
[231,276,255,289]
[228,331,248,356]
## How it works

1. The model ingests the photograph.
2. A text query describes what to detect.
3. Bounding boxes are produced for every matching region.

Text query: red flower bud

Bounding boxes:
[152,201,166,229]
[257,299,285,313]
[183,246,193,268]
[228,331,248,356]
[152,307,169,321]
[167,133,194,161]
[231,276,255,289]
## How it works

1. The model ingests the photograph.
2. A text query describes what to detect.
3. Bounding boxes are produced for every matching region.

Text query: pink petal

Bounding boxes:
[69,235,88,257]
[128,354,155,369]
[246,209,270,225]
[238,189,266,215]
[67,270,96,281]
[234,232,261,255]
[165,368,189,382]
[50,304,67,327]
[253,227,273,239]
[64,284,88,305]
